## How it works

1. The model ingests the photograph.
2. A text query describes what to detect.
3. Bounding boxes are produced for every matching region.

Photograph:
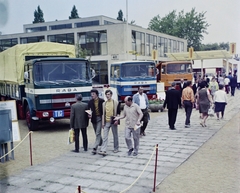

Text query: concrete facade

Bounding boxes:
[0,15,188,84]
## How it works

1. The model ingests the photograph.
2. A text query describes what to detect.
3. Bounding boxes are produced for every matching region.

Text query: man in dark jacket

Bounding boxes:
[229,74,238,96]
[88,89,105,154]
[70,94,89,152]
[163,82,182,130]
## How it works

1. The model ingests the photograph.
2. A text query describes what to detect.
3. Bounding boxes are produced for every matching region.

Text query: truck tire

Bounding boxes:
[25,105,39,131]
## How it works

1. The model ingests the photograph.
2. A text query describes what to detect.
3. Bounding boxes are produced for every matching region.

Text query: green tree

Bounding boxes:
[148,8,210,51]
[75,44,91,60]
[69,5,79,19]
[199,42,229,51]
[33,5,45,24]
[117,9,123,21]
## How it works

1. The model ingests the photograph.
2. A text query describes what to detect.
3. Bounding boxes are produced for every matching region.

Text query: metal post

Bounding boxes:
[78,185,81,193]
[29,132,33,166]
[153,144,158,192]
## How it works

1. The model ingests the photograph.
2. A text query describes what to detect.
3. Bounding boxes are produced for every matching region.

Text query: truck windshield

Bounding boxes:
[34,61,91,84]
[121,63,155,78]
[166,63,191,74]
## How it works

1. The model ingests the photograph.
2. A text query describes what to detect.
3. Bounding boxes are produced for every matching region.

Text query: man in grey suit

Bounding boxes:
[70,94,89,152]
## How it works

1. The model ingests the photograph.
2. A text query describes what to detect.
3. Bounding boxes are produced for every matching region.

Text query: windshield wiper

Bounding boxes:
[55,80,74,84]
[35,81,59,85]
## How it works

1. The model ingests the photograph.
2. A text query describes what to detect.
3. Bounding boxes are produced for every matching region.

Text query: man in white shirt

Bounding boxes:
[133,87,149,136]
[224,75,230,94]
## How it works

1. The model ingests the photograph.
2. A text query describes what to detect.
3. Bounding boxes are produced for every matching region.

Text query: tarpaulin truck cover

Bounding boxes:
[0,42,76,85]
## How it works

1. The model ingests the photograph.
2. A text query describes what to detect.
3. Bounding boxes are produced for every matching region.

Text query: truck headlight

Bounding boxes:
[42,112,49,117]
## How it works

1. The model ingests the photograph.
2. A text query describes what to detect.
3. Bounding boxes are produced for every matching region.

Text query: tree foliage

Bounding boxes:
[69,5,79,19]
[148,8,210,51]
[199,42,229,51]
[33,6,45,24]
[117,9,123,21]
[75,44,91,60]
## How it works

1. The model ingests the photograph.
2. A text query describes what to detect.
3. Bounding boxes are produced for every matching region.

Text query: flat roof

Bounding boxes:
[166,50,232,61]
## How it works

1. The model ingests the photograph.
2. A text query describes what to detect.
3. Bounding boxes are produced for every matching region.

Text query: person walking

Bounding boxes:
[70,94,89,153]
[88,89,105,154]
[133,86,149,136]
[178,78,187,96]
[209,77,219,98]
[163,82,182,130]
[98,89,121,156]
[181,81,195,128]
[224,75,230,94]
[214,84,227,120]
[229,74,238,96]
[196,82,213,127]
[115,96,143,156]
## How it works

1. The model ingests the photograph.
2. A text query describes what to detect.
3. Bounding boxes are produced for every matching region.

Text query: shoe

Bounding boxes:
[99,151,107,156]
[128,148,133,156]
[143,132,146,136]
[84,149,88,152]
[113,150,118,153]
[92,148,97,154]
[200,122,204,127]
[185,125,190,128]
[133,152,138,156]
[71,150,79,153]
[170,127,176,130]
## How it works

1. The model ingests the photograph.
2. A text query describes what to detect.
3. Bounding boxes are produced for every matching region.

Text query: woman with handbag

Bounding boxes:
[214,84,227,120]
[196,82,213,127]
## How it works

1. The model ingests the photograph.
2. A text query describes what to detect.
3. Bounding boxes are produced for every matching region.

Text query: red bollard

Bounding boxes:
[29,132,33,166]
[153,144,158,192]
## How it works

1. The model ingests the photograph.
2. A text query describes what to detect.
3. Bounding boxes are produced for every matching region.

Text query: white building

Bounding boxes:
[0,15,187,84]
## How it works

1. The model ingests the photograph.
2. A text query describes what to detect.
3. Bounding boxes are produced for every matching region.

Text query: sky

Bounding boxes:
[0,0,240,55]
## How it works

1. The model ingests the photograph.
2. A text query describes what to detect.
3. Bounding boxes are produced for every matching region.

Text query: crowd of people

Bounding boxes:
[69,73,238,156]
[70,88,145,156]
[164,72,238,129]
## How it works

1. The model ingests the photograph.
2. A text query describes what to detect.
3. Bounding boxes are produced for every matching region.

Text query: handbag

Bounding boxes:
[208,108,214,117]
[68,129,75,144]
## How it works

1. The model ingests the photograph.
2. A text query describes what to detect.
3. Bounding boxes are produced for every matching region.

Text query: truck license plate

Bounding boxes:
[53,110,64,118]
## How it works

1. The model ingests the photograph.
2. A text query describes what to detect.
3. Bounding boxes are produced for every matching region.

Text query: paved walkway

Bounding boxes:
[0,90,240,193]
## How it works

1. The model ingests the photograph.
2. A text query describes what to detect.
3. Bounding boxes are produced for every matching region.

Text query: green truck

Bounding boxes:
[0,42,92,130]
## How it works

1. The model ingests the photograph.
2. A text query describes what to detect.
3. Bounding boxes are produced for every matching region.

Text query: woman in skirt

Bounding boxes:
[214,84,227,120]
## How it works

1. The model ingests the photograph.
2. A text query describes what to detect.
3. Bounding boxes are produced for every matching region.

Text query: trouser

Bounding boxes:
[101,122,119,152]
[140,108,149,134]
[125,127,140,154]
[168,108,178,128]
[225,85,229,94]
[183,100,193,125]
[74,128,88,151]
[231,86,236,96]
[92,116,102,149]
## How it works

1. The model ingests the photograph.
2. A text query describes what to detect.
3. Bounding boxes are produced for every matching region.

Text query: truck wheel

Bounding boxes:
[25,105,39,131]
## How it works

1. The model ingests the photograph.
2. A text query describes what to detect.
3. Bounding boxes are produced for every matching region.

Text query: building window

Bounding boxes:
[48,33,74,44]
[0,38,18,51]
[75,20,99,28]
[26,26,47,33]
[164,38,168,54]
[132,31,145,56]
[78,30,107,56]
[20,36,45,44]
[146,34,157,57]
[50,24,72,30]
[179,41,184,52]
[158,37,165,57]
